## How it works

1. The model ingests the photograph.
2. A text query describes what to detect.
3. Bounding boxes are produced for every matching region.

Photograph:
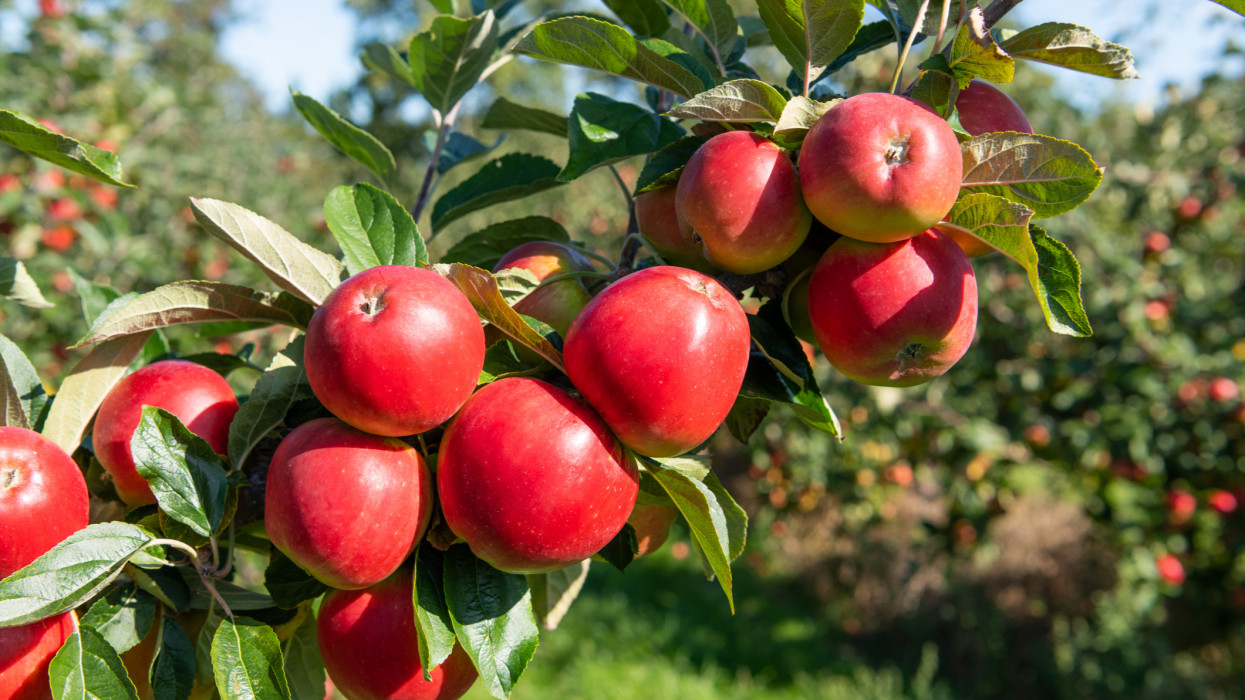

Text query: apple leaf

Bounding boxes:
[324,183,428,276]
[292,91,396,182]
[634,135,708,194]
[440,216,571,269]
[190,198,345,306]
[478,340,531,385]
[430,153,563,232]
[40,332,153,456]
[757,0,866,92]
[909,67,960,118]
[0,109,133,187]
[664,79,788,122]
[561,92,685,182]
[0,335,45,431]
[72,281,313,347]
[493,267,542,308]
[360,41,415,86]
[0,256,54,309]
[49,626,140,700]
[724,395,770,444]
[940,191,1034,256]
[594,525,638,573]
[438,263,565,372]
[481,97,568,137]
[1000,22,1139,80]
[743,301,843,439]
[229,337,313,468]
[1030,225,1092,337]
[660,0,739,69]
[0,522,156,627]
[443,545,540,699]
[0,361,25,429]
[80,583,157,655]
[211,617,292,700]
[413,547,457,681]
[409,12,500,118]
[152,616,197,700]
[194,606,225,688]
[960,132,1102,218]
[946,7,1014,88]
[431,131,505,175]
[515,16,708,99]
[281,614,325,700]
[603,0,671,36]
[528,559,591,631]
[823,19,893,76]
[1209,0,1244,16]
[772,95,836,143]
[131,406,230,539]
[264,548,328,610]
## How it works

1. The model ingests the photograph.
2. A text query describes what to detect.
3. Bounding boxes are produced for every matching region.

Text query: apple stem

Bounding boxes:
[889,0,932,95]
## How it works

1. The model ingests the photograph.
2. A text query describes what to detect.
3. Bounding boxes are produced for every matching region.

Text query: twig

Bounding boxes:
[889,0,932,94]
[931,0,953,54]
[412,102,462,225]
[981,0,1026,29]
[608,165,634,211]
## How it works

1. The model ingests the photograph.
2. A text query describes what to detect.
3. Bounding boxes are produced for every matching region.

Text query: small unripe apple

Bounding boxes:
[634,185,715,273]
[564,266,751,457]
[799,93,963,243]
[265,417,432,590]
[304,265,485,437]
[318,570,478,700]
[93,360,239,506]
[0,612,76,700]
[0,427,89,579]
[808,229,978,387]
[677,131,811,274]
[628,505,678,557]
[491,241,595,337]
[438,377,639,574]
[954,79,1034,135]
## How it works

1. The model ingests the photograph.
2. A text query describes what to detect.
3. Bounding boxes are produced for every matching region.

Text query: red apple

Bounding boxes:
[954,79,1034,135]
[0,612,76,700]
[676,131,811,274]
[634,185,714,273]
[1208,489,1238,515]
[564,266,751,457]
[1209,377,1239,403]
[438,377,639,573]
[304,265,485,437]
[1156,553,1185,585]
[799,93,963,243]
[491,241,595,337]
[93,360,239,506]
[318,570,478,700]
[265,417,431,590]
[808,228,978,387]
[628,505,678,557]
[0,427,89,579]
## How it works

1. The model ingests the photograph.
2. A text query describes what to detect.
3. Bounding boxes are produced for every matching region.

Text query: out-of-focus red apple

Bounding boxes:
[1156,553,1185,585]
[1209,377,1239,403]
[1167,489,1196,525]
[1208,489,1238,515]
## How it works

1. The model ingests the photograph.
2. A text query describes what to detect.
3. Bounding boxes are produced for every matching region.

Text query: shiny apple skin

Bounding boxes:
[265,417,432,590]
[491,240,594,337]
[0,612,76,700]
[304,265,485,437]
[634,185,715,273]
[799,93,963,244]
[92,360,239,506]
[808,229,978,387]
[318,570,478,700]
[0,427,89,579]
[955,79,1034,136]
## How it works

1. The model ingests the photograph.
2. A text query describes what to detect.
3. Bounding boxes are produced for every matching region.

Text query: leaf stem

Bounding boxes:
[608,165,634,211]
[889,0,932,94]
[148,538,202,565]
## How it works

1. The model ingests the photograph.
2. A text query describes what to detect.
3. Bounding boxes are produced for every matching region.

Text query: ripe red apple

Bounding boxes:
[1156,553,1185,585]
[265,417,431,590]
[93,360,239,506]
[564,266,751,457]
[491,241,595,337]
[1,427,89,579]
[304,265,485,437]
[676,131,811,274]
[799,93,963,243]
[1209,377,1239,403]
[629,505,678,557]
[318,570,478,700]
[0,612,76,700]
[1208,489,1238,515]
[438,377,639,574]
[954,79,1034,135]
[633,185,714,273]
[808,228,978,387]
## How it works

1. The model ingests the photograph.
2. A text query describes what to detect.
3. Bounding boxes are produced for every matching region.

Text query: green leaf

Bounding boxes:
[131,407,230,539]
[594,525,637,573]
[603,0,671,36]
[1034,225,1092,337]
[0,357,26,429]
[430,153,562,232]
[527,559,590,631]
[281,614,325,700]
[360,41,415,86]
[443,546,540,699]
[478,340,530,385]
[80,584,157,654]
[946,8,1014,88]
[1209,0,1244,16]
[481,97,568,137]
[724,395,770,444]
[324,184,427,276]
[1,331,47,433]
[190,198,344,306]
[0,109,133,187]
[660,0,739,67]
[211,617,292,700]
[772,96,835,144]
[909,68,960,118]
[664,79,787,122]
[0,256,54,309]
[152,616,197,700]
[437,213,567,269]
[633,135,708,195]
[413,547,457,681]
[40,332,152,457]
[73,281,312,347]
[960,132,1103,218]
[1000,22,1139,80]
[291,91,396,181]
[561,92,684,182]
[516,16,708,99]
[48,626,140,700]
[651,454,712,481]
[428,0,454,11]
[940,190,1033,255]
[743,302,842,439]
[188,580,277,613]
[0,522,155,627]
[194,606,224,688]
[228,337,313,468]
[438,263,565,372]
[641,36,718,92]
[758,0,866,91]
[126,566,190,613]
[823,19,893,76]
[409,11,500,117]
[264,548,328,610]
[432,131,504,175]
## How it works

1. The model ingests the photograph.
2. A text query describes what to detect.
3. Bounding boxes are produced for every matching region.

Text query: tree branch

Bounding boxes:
[982,0,1025,29]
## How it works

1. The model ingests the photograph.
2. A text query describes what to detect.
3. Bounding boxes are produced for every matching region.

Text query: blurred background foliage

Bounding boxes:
[2,0,1243,698]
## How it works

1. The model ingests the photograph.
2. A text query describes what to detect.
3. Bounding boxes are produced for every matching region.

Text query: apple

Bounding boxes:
[808,228,978,387]
[318,570,478,700]
[438,377,639,574]
[1156,553,1185,585]
[799,93,963,244]
[121,608,162,700]
[0,612,76,700]
[1,427,89,579]
[1208,489,1238,515]
[628,505,678,557]
[93,360,239,506]
[954,79,1034,135]
[564,266,751,457]
[676,131,811,274]
[304,265,485,437]
[634,185,714,273]
[491,241,595,337]
[1167,489,1196,525]
[1209,377,1239,403]
[265,417,431,590]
